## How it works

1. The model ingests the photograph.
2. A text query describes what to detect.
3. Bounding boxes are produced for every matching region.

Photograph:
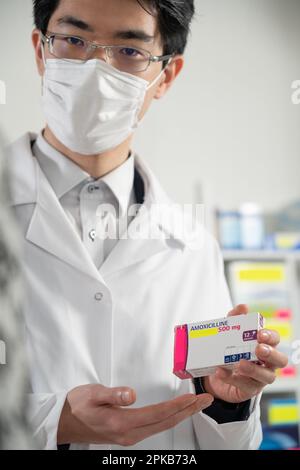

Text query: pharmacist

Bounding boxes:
[5,0,288,450]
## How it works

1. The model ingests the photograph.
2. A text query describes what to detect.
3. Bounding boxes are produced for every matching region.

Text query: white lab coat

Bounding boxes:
[6,133,262,450]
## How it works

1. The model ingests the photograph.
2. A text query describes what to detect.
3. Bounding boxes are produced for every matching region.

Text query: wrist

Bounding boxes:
[57,397,85,445]
[57,398,72,445]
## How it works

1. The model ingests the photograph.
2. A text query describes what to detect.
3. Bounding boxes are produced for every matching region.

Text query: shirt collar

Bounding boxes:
[33,131,135,216]
[100,155,135,217]
[33,131,90,198]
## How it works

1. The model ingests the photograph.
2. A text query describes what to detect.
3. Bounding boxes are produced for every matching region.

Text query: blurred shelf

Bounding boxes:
[222,250,300,261]
[264,377,300,394]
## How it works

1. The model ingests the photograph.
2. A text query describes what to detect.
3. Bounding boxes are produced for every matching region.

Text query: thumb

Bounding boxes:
[227,304,248,317]
[93,385,136,407]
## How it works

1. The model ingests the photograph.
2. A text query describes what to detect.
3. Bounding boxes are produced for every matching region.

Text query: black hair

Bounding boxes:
[33,0,195,55]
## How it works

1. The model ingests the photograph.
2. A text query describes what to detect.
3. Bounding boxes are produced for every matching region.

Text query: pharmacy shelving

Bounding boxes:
[222,249,300,446]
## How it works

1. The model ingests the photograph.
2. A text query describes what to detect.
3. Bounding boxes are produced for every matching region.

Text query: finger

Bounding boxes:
[236,360,276,385]
[255,344,289,369]
[227,304,248,317]
[123,393,213,429]
[93,385,137,406]
[125,395,214,445]
[257,329,280,347]
[215,367,262,396]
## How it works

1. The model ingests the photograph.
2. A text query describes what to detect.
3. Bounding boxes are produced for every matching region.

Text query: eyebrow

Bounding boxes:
[56,16,95,32]
[114,29,155,43]
[56,16,155,43]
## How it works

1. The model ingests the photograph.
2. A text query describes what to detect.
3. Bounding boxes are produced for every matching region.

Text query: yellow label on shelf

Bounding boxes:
[259,310,277,319]
[189,328,218,339]
[269,405,299,425]
[248,307,276,319]
[275,234,300,249]
[265,321,292,340]
[238,265,285,282]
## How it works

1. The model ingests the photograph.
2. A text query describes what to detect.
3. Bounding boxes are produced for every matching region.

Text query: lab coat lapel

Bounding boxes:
[99,207,170,278]
[99,156,185,278]
[26,159,103,283]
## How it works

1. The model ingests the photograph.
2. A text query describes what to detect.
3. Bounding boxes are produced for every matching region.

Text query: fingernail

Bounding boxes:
[121,390,131,402]
[260,330,270,341]
[260,344,271,357]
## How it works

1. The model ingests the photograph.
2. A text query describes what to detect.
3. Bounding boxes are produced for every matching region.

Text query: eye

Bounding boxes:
[65,36,85,48]
[119,47,141,57]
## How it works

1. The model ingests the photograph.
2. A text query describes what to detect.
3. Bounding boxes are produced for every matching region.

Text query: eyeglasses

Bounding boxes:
[40,32,174,74]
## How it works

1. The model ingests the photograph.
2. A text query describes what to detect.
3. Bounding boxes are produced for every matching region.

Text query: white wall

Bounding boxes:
[0,0,299,214]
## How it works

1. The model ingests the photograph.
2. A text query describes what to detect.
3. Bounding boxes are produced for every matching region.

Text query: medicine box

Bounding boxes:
[173,312,264,379]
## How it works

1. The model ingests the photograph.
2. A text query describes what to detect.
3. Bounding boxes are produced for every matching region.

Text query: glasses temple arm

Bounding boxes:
[150,53,175,63]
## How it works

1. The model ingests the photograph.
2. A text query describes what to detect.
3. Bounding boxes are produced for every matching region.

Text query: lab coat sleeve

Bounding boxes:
[28,391,68,450]
[189,234,263,449]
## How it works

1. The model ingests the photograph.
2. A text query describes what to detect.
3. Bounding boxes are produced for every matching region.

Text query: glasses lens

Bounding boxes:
[109,46,150,73]
[50,35,90,61]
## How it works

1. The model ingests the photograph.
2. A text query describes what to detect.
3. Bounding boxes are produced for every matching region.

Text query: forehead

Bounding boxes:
[49,0,159,41]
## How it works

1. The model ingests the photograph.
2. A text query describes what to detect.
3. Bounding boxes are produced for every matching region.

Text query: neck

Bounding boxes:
[43,126,133,179]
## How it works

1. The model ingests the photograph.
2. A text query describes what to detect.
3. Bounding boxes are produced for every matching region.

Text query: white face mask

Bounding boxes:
[41,51,168,155]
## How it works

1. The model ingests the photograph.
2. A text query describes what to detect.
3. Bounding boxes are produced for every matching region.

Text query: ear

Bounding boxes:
[154,55,184,100]
[32,29,45,77]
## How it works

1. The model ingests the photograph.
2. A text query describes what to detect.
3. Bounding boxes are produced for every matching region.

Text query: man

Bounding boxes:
[5,0,288,450]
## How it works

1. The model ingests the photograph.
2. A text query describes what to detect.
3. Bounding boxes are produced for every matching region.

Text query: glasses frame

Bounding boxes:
[40,32,174,72]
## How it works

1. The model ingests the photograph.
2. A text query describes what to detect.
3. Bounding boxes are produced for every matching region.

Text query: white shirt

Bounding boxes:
[32,132,136,269]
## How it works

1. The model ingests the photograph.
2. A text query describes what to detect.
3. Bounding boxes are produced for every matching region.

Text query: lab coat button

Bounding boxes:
[95,292,103,301]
